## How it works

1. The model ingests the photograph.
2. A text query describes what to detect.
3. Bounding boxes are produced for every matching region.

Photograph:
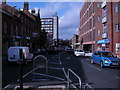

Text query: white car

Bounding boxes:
[74,49,85,57]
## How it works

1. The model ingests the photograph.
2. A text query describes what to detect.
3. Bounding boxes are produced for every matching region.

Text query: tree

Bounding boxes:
[39,29,47,49]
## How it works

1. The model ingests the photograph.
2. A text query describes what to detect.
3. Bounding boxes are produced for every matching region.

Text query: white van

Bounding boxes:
[8,47,33,64]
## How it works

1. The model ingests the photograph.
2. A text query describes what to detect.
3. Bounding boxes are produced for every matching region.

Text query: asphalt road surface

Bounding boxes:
[2,51,120,89]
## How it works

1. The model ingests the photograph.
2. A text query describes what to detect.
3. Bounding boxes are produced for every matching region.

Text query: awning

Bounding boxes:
[97,39,110,44]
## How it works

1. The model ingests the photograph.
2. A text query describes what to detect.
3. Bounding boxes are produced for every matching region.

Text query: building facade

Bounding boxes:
[1,1,41,55]
[41,14,59,47]
[71,34,79,50]
[79,1,120,57]
[52,14,59,46]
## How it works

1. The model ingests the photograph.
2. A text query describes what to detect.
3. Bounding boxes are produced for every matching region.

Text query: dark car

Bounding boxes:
[66,48,74,54]
[33,49,42,55]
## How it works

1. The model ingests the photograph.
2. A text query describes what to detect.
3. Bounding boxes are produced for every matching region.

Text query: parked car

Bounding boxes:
[8,47,33,64]
[74,49,85,57]
[85,51,92,57]
[66,48,74,54]
[91,51,120,68]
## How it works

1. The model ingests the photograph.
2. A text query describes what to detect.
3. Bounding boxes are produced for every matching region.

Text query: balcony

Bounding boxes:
[102,16,107,23]
[101,0,106,8]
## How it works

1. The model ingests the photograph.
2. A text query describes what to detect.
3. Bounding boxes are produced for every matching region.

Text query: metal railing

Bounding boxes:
[67,69,82,89]
[83,83,94,90]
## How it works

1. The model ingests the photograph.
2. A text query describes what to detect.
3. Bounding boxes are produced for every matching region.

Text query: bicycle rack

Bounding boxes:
[67,69,82,89]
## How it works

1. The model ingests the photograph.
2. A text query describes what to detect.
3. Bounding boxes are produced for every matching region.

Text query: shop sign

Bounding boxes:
[104,39,110,43]
[98,40,105,44]
[102,33,107,39]
[97,39,110,44]
[102,44,105,46]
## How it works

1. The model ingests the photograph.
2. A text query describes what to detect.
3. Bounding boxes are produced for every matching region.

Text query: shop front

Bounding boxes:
[97,39,110,51]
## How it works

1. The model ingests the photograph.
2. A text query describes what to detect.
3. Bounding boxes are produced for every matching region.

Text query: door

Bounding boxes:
[94,51,101,64]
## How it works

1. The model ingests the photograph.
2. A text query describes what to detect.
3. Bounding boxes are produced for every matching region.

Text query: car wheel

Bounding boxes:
[100,61,104,68]
[91,58,94,64]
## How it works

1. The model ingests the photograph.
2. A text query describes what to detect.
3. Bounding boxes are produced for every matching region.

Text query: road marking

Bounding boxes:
[66,57,71,59]
[59,56,68,80]
[62,68,68,79]
[116,76,120,79]
[49,67,62,70]
[48,62,60,65]
[59,60,62,65]
[88,64,101,71]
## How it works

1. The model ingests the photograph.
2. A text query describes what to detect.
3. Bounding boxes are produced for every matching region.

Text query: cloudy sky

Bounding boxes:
[6,2,84,40]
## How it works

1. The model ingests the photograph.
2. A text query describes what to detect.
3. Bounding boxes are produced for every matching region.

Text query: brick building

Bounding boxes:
[1,1,41,55]
[79,1,120,57]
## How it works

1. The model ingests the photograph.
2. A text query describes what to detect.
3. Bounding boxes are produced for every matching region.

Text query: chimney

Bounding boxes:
[23,2,29,11]
[31,9,35,14]
[2,0,6,4]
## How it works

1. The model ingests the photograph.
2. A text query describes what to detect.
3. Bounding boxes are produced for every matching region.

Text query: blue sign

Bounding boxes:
[98,39,110,44]
[104,39,110,43]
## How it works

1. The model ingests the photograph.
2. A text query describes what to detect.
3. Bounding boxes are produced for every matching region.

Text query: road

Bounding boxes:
[2,51,120,89]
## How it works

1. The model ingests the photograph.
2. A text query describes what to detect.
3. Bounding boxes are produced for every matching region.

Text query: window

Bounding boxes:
[21,27,24,36]
[93,30,95,41]
[4,22,7,33]
[93,16,95,27]
[98,29,100,36]
[103,7,106,17]
[16,26,18,35]
[114,4,118,13]
[94,51,100,55]
[98,16,100,22]
[103,23,107,33]
[97,3,100,8]
[11,24,13,34]
[115,23,119,32]
[21,16,23,23]
[89,18,92,29]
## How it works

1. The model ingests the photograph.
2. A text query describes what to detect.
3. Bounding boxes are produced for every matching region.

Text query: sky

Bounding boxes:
[2,1,84,40]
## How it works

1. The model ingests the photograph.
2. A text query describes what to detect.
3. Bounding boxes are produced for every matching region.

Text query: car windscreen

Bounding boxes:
[101,52,115,57]
[77,50,83,52]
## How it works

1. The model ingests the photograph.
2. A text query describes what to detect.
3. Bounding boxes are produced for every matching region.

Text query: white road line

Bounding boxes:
[49,67,62,70]
[80,59,101,71]
[59,60,62,65]
[59,57,68,80]
[48,62,60,65]
[116,76,120,79]
[88,64,101,71]
[62,68,68,79]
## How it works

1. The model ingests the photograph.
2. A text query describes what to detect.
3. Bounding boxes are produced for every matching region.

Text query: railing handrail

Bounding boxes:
[67,69,82,89]
[84,83,94,90]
